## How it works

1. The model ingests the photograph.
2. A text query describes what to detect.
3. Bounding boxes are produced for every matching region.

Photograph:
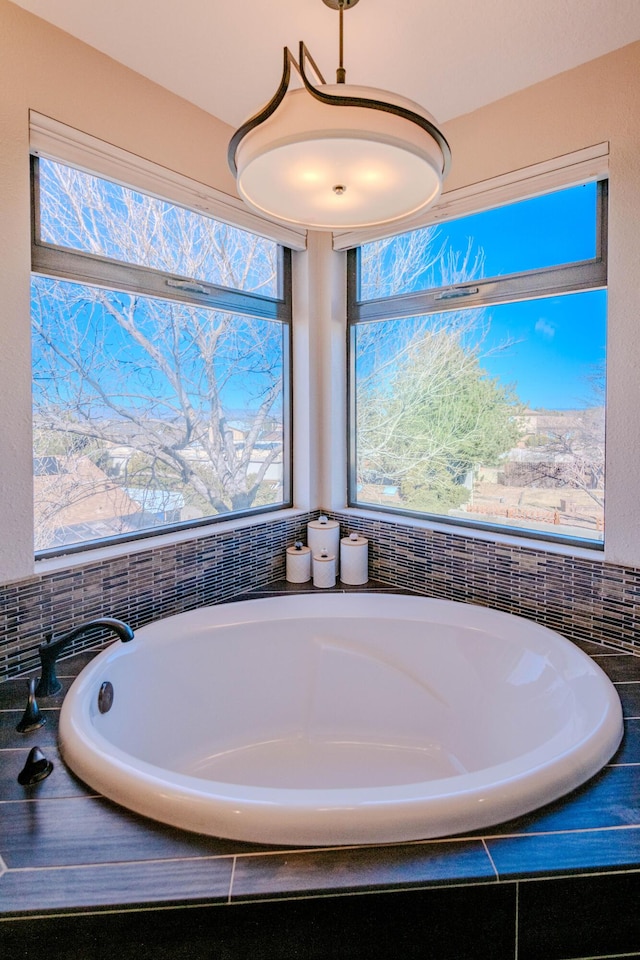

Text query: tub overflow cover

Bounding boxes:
[98,681,114,714]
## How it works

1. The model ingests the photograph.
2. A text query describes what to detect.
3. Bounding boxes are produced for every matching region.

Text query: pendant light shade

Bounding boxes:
[228,4,451,231]
[234,84,447,229]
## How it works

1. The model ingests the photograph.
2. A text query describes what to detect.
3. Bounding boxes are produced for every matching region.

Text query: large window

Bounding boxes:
[349,181,608,546]
[31,157,291,555]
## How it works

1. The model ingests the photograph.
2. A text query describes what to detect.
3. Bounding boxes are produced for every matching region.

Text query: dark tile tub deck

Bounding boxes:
[1,583,640,959]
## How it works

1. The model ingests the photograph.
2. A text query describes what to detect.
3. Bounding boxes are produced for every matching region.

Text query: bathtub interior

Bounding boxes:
[77,606,613,792]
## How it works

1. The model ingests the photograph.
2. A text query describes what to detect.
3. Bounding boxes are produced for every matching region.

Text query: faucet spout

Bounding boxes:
[36,617,134,697]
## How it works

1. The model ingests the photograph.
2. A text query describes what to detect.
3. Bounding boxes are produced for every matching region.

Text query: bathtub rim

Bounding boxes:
[58,592,624,846]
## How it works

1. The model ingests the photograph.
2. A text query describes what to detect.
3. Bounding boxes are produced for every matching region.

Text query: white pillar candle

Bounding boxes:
[340,533,369,585]
[307,516,340,574]
[286,542,311,583]
[313,550,336,588]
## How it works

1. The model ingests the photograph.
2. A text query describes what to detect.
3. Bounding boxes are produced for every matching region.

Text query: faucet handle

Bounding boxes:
[17,746,54,786]
[16,678,46,733]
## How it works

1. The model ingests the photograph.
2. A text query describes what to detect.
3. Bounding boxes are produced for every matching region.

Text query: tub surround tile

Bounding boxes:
[572,636,632,656]
[593,654,640,682]
[240,580,405,597]
[249,885,517,960]
[612,717,640,763]
[230,839,497,901]
[486,825,640,880]
[0,674,75,711]
[0,709,60,748]
[0,796,262,869]
[0,886,519,960]
[470,764,640,838]
[0,856,233,915]
[617,681,640,718]
[517,872,640,960]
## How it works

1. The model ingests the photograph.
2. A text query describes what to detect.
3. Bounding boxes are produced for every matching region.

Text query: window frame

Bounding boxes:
[347,178,609,549]
[30,154,294,559]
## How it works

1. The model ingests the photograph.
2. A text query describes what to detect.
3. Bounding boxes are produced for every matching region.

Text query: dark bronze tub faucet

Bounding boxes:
[36,617,134,698]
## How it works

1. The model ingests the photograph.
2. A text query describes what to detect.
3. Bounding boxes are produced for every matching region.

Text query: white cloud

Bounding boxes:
[535,318,556,339]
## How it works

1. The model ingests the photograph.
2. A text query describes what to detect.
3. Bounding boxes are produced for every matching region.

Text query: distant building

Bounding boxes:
[34,455,143,548]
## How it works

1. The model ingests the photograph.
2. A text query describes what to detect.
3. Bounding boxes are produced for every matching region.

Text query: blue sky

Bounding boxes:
[443,183,598,277]
[39,159,606,413]
[361,182,607,410]
[478,289,606,409]
[34,159,286,419]
[439,183,606,409]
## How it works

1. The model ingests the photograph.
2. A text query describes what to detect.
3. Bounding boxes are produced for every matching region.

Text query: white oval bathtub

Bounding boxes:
[59,593,623,846]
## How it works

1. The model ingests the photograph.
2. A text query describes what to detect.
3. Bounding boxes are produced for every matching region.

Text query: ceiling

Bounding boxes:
[10,0,640,127]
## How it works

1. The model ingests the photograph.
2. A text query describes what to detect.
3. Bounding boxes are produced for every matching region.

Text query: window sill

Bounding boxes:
[338,505,605,562]
[33,507,309,577]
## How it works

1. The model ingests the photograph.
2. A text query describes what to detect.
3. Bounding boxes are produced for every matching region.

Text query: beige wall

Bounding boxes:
[0,0,236,580]
[445,42,640,190]
[1,1,236,192]
[1,0,639,581]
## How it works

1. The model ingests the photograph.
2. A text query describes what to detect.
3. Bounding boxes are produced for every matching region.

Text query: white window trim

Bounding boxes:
[333,142,609,251]
[29,111,308,252]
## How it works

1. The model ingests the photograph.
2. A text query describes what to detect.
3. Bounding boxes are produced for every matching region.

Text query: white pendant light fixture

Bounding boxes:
[228,0,451,231]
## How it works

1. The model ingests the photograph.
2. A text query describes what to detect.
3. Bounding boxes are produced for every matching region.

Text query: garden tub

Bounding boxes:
[59,593,623,846]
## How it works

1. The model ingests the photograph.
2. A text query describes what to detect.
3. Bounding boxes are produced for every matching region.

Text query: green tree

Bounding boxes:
[356,312,521,514]
[355,224,522,515]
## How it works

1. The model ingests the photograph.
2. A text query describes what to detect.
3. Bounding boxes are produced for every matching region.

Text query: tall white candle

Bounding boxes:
[340,533,369,585]
[308,515,340,573]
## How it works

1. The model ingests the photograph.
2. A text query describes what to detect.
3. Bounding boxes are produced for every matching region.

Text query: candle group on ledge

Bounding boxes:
[285,516,368,587]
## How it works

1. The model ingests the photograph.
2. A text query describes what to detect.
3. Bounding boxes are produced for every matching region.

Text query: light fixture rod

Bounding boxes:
[324,0,357,81]
[337,1,345,83]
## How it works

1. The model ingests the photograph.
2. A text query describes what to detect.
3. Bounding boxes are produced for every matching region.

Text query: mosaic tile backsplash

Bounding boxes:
[0,512,313,680]
[329,511,640,654]
[1,509,639,680]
